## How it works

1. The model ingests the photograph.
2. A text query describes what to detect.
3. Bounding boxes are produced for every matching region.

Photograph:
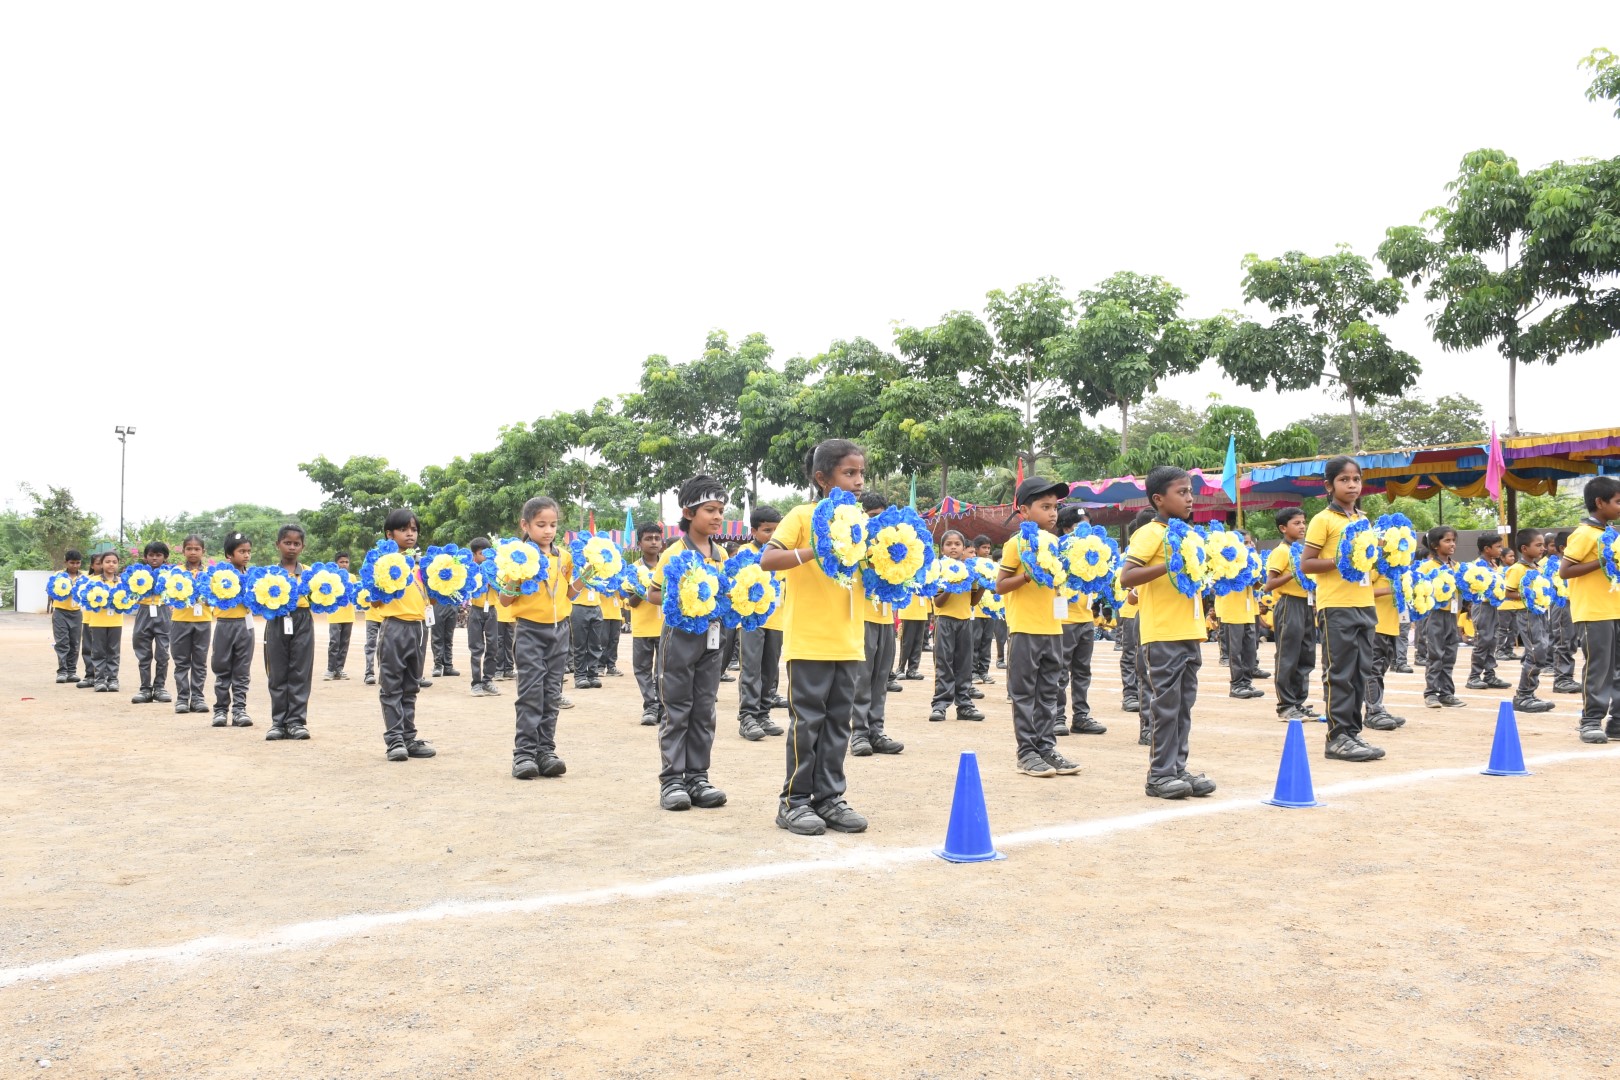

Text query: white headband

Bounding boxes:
[682,488,728,510]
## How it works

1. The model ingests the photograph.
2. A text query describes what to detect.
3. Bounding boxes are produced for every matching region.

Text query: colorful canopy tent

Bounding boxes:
[566,520,752,548]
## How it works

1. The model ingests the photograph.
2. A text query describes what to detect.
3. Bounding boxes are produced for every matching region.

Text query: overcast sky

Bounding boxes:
[3,2,1615,530]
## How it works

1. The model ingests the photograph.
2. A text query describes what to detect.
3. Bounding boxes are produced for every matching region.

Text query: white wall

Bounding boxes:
[14,570,51,614]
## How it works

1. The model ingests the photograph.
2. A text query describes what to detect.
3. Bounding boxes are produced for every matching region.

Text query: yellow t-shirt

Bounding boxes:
[1498,563,1526,611]
[628,558,664,639]
[494,592,516,624]
[1372,570,1399,636]
[600,592,622,621]
[655,536,726,636]
[165,566,211,623]
[209,568,250,620]
[1563,523,1620,623]
[325,571,357,625]
[1125,520,1205,644]
[769,503,863,663]
[1418,558,1462,616]
[1213,584,1258,625]
[932,587,974,621]
[1265,545,1309,600]
[508,547,575,625]
[1304,508,1374,610]
[898,595,931,622]
[372,574,427,622]
[52,572,83,613]
[998,532,1061,636]
[83,577,126,628]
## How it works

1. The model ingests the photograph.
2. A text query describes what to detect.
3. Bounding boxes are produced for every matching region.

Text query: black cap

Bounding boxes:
[1014,477,1070,506]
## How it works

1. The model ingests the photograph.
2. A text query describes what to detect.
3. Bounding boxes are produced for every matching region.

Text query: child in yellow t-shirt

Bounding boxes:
[1558,476,1620,742]
[1505,528,1554,714]
[852,494,904,756]
[369,511,434,762]
[323,551,356,683]
[51,548,85,684]
[169,534,214,714]
[129,540,173,706]
[626,523,666,726]
[82,551,127,693]
[465,539,501,697]
[1054,506,1106,736]
[1418,525,1464,710]
[208,533,255,726]
[1263,507,1316,720]
[736,508,786,740]
[930,529,986,725]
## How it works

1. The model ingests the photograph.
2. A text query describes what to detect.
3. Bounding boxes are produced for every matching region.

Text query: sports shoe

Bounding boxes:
[211,712,227,728]
[1252,670,1272,679]
[1440,694,1466,708]
[1177,770,1217,797]
[1465,678,1490,690]
[174,701,189,715]
[1424,695,1443,709]
[496,670,515,681]
[55,673,71,684]
[471,683,492,697]
[981,674,997,685]
[776,803,827,835]
[190,700,209,713]
[94,680,109,693]
[287,723,311,740]
[1579,726,1609,744]
[232,713,253,727]
[928,710,946,723]
[265,726,287,741]
[364,674,377,685]
[1554,680,1581,694]
[1144,775,1192,799]
[333,671,351,681]
[1325,733,1383,761]
[719,673,736,683]
[1017,752,1057,777]
[323,671,335,681]
[1052,724,1070,737]
[406,739,434,757]
[995,659,1006,669]
[739,718,765,742]
[968,687,984,699]
[815,800,867,832]
[536,752,567,777]
[443,667,461,677]
[1218,657,1229,667]
[1393,665,1415,674]
[1512,698,1556,713]
[417,678,433,689]
[1365,713,1401,731]
[768,695,790,709]
[1070,717,1107,735]
[77,677,95,688]
[513,758,540,780]
[871,733,904,754]
[604,666,624,678]
[130,690,154,704]
[659,780,692,810]
[1229,687,1265,700]
[957,705,985,722]
[431,667,443,678]
[886,679,902,693]
[1137,727,1150,747]
[387,745,409,762]
[727,659,740,671]
[1042,749,1081,775]
[1122,698,1140,713]
[685,776,727,808]
[153,689,172,704]
[559,695,575,709]
[1382,712,1408,728]
[640,711,659,727]
[850,737,873,757]
[1483,676,1511,690]
[1279,706,1311,721]
[757,714,784,736]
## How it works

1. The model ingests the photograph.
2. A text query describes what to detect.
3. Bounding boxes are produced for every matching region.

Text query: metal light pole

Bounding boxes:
[115,425,136,548]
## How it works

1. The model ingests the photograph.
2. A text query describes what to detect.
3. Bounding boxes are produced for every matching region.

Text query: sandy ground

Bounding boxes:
[2,611,1618,1079]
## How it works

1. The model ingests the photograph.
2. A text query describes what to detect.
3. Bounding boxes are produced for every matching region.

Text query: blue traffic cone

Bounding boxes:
[935,751,1006,863]
[1264,718,1320,808]
[1482,700,1532,776]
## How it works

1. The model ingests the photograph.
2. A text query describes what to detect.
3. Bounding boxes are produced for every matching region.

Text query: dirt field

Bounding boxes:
[3,611,1618,1079]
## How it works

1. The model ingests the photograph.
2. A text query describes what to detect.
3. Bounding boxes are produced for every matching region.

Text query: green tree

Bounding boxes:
[1043,272,1207,455]
[24,485,99,567]
[981,278,1074,471]
[1582,46,1619,117]
[1298,394,1484,455]
[755,340,898,492]
[1212,246,1419,450]
[299,455,424,555]
[1128,396,1204,445]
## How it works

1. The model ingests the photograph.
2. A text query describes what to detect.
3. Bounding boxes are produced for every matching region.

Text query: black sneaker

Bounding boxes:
[850,737,873,757]
[1393,665,1415,674]
[333,671,351,681]
[776,803,826,835]
[886,679,902,693]
[768,695,790,709]
[1017,752,1057,777]
[1580,726,1609,744]
[928,710,946,723]
[604,667,624,678]
[1041,749,1081,775]
[265,726,287,741]
[211,712,227,727]
[364,674,377,685]
[1325,733,1382,761]
[738,718,765,742]
[77,677,95,689]
[406,739,435,757]
[1177,771,1217,797]
[1070,717,1107,735]
[1252,670,1272,679]
[719,673,736,683]
[815,800,867,832]
[685,777,727,809]
[174,702,188,715]
[757,715,784,736]
[1145,775,1192,799]
[1425,695,1443,709]
[513,758,540,780]
[232,713,253,727]
[1440,695,1466,708]
[1554,680,1582,694]
[1365,713,1401,731]
[536,752,567,777]
[957,705,985,722]
[871,733,905,754]
[1465,678,1490,690]
[94,681,109,693]
[190,700,209,714]
[995,660,1006,669]
[287,723,311,740]
[1229,687,1265,699]
[1052,724,1070,737]
[1512,698,1555,713]
[481,682,501,696]
[1137,727,1150,747]
[386,745,409,762]
[1122,698,1140,713]
[443,668,461,677]
[418,678,433,689]
[968,687,984,699]
[1485,676,1512,690]
[640,712,659,726]
[55,673,71,684]
[431,667,444,678]
[130,690,153,704]
[153,689,172,703]
[471,683,492,698]
[659,780,691,810]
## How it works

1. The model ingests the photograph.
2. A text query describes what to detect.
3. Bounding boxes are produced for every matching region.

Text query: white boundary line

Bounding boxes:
[3,747,1617,990]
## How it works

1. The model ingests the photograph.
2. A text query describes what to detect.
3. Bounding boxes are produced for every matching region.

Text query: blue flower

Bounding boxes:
[244,565,302,619]
[860,506,933,606]
[716,547,782,631]
[1017,521,1062,589]
[811,488,868,588]
[300,562,352,615]
[359,539,416,603]
[1601,528,1620,591]
[1165,519,1206,599]
[663,548,723,635]
[1288,542,1317,595]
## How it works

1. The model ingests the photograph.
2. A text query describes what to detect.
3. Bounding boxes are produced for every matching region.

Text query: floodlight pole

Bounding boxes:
[115,425,136,547]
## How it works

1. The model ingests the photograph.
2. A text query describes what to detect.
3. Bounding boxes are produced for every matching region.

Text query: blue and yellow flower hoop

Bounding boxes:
[1288,542,1317,596]
[491,537,548,596]
[244,566,302,619]
[1060,524,1119,597]
[360,539,417,604]
[1017,521,1065,590]
[1165,519,1208,599]
[1374,514,1418,578]
[1336,518,1379,585]
[570,533,628,593]
[80,580,113,613]
[301,563,351,615]
[811,488,869,588]
[860,506,933,605]
[718,548,781,631]
[935,557,973,595]
[163,568,200,609]
[121,565,159,601]
[422,545,473,606]
[662,548,722,635]
[200,565,245,610]
[1203,529,1251,597]
[47,572,75,605]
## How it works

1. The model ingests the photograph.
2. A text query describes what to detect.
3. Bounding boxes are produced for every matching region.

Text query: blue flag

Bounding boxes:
[623,508,635,548]
[1221,434,1239,503]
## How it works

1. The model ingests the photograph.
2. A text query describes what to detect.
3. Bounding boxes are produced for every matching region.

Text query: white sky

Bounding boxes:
[3,2,1615,529]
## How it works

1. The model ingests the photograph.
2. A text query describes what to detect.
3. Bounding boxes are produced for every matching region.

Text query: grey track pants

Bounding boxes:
[738,626,782,721]
[132,604,171,693]
[853,621,896,740]
[465,606,496,684]
[1320,606,1375,743]
[263,608,314,731]
[52,608,82,678]
[431,603,458,669]
[172,619,212,703]
[326,621,352,675]
[377,616,423,750]
[1143,639,1201,780]
[1119,614,1139,701]
[1577,619,1620,730]
[513,619,567,763]
[1366,631,1395,719]
[972,618,992,677]
[1469,603,1499,681]
[1224,621,1257,692]
[570,606,603,680]
[896,619,927,676]
[1056,621,1095,725]
[364,620,379,677]
[1424,610,1460,698]
[930,616,975,712]
[1515,612,1551,702]
[1550,605,1575,681]
[780,659,857,811]
[1008,631,1063,758]
[211,619,253,714]
[87,625,122,684]
[1274,594,1317,714]
[633,635,661,716]
[658,624,722,784]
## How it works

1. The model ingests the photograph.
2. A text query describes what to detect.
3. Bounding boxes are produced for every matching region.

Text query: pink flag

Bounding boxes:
[1484,422,1506,500]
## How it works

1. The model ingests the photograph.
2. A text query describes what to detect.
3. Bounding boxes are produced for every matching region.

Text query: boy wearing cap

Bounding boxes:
[997,477,1080,778]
